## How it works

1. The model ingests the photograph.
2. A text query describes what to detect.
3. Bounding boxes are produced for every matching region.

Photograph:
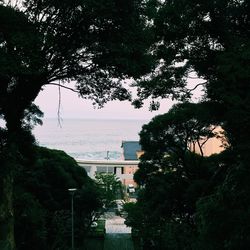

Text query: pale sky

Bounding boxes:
[34,83,175,121]
[34,78,203,121]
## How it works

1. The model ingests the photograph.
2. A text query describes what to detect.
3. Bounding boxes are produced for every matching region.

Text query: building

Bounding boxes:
[76,141,143,187]
[77,159,139,186]
[121,141,143,186]
[189,126,226,157]
[121,141,143,160]
[77,128,226,190]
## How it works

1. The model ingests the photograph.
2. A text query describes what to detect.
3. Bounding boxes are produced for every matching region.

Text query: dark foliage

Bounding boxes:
[0,1,154,248]
[0,0,154,130]
[125,1,250,249]
[126,103,227,249]
[14,146,102,250]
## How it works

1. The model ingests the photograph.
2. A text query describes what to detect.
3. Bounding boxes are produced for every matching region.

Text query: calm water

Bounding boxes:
[33,119,147,160]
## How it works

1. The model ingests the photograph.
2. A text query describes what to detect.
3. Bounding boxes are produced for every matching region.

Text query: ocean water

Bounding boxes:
[33,119,147,160]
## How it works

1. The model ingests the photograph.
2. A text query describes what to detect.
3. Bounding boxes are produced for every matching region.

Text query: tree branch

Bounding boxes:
[187,82,206,92]
[200,126,217,148]
[197,140,204,157]
[44,82,79,93]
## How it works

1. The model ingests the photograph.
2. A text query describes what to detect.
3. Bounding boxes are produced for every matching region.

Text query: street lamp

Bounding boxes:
[68,188,77,250]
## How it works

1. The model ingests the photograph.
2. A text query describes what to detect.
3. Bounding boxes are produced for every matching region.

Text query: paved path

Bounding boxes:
[103,212,134,250]
[105,212,131,234]
[104,234,134,250]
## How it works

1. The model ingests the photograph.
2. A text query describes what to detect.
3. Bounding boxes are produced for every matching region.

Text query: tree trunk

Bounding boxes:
[0,154,15,250]
[0,97,28,250]
[0,78,44,249]
[0,111,24,250]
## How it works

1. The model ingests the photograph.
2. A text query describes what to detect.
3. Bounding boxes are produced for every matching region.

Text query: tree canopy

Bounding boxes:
[126,103,237,249]
[0,1,154,249]
[14,146,102,250]
[0,0,154,130]
[126,1,250,248]
[133,0,250,157]
[0,0,249,249]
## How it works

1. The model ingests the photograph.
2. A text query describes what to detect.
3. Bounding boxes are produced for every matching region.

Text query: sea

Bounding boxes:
[33,119,148,160]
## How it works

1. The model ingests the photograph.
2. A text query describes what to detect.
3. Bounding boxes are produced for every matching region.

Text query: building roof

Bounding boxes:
[121,141,142,160]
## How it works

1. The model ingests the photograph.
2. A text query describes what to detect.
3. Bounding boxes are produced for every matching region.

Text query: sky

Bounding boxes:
[34,83,176,121]
[34,76,204,121]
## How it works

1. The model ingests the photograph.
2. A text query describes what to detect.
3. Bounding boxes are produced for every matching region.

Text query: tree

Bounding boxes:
[129,1,250,248]
[127,103,227,249]
[196,165,250,250]
[14,146,102,250]
[0,0,153,130]
[133,0,250,157]
[95,173,121,207]
[0,1,154,248]
[135,102,222,184]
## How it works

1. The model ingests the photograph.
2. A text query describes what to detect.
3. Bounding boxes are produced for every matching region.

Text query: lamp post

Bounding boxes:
[68,188,77,250]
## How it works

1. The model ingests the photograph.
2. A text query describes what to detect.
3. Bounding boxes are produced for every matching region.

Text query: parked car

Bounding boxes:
[90,221,98,228]
[128,184,135,193]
